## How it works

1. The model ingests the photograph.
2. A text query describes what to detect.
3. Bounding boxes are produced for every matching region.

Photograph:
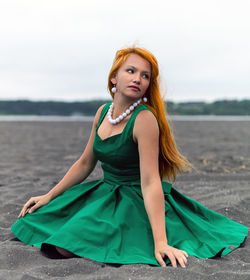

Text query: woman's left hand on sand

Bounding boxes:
[154,242,188,268]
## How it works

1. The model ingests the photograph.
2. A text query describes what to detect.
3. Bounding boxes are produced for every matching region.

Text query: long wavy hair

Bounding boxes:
[108,47,193,182]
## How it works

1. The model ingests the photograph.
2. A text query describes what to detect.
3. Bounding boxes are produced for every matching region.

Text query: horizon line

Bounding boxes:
[0,98,249,104]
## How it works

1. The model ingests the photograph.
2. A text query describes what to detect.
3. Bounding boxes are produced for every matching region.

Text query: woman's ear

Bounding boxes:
[111,77,117,85]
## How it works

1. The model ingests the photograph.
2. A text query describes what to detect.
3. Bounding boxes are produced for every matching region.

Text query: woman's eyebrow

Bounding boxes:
[127,65,151,74]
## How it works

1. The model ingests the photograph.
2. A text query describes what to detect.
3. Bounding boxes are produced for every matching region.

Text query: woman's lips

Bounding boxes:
[128,86,140,91]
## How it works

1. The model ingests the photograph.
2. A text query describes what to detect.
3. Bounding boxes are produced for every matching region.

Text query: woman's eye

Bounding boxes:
[127,69,149,79]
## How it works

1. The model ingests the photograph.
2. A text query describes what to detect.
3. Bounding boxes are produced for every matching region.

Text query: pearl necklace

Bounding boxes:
[107,99,141,125]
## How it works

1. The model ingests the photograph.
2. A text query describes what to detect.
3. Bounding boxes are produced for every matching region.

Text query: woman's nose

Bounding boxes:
[133,74,141,84]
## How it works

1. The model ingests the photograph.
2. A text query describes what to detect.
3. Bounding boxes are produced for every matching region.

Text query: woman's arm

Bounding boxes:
[46,104,105,200]
[134,110,188,268]
[134,110,168,243]
[18,104,105,218]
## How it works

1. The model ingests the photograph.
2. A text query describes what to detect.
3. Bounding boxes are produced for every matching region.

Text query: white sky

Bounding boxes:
[0,0,249,103]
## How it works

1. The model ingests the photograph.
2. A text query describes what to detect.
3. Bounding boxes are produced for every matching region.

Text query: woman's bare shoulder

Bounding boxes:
[135,109,158,127]
[93,104,107,126]
[134,109,159,139]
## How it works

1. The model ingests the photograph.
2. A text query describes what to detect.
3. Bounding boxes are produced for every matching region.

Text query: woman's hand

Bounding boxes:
[155,242,188,268]
[18,194,52,219]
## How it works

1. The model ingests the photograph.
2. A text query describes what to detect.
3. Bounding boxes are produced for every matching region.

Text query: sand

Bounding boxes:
[0,120,249,280]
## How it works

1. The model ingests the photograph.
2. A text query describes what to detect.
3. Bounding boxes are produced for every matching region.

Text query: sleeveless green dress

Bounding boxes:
[11,103,248,266]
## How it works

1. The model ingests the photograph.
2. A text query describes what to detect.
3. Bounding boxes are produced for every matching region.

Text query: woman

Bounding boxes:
[11,47,248,268]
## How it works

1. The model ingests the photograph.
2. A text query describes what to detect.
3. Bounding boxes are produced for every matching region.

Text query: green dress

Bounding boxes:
[11,103,248,266]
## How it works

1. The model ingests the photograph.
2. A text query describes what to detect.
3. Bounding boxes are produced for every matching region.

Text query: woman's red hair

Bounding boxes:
[108,47,193,182]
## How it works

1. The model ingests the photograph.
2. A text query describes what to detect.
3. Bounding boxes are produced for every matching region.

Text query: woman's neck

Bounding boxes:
[112,95,139,119]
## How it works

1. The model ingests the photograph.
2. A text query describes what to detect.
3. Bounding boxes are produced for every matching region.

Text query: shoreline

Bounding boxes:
[0,115,250,122]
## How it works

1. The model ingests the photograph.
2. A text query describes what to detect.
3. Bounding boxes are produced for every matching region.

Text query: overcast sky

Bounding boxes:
[0,0,249,103]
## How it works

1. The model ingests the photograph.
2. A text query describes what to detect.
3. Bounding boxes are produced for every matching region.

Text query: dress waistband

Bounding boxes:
[103,172,172,195]
[103,170,141,185]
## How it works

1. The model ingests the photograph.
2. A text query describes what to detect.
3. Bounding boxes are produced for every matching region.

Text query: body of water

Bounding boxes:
[0,115,250,122]
[0,115,95,122]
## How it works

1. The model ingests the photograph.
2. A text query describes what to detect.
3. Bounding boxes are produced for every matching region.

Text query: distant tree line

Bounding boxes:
[0,99,249,116]
[0,100,111,116]
[166,99,250,115]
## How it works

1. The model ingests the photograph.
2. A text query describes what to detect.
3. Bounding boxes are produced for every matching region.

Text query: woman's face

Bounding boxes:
[111,53,151,100]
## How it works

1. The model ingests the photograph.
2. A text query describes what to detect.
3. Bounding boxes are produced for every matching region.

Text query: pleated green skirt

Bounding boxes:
[11,179,248,266]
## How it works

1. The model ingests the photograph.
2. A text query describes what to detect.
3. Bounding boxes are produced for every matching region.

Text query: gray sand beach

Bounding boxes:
[0,120,249,280]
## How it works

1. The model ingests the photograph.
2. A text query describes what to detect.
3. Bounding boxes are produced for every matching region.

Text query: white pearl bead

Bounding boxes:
[133,102,137,107]
[118,115,123,121]
[126,109,130,115]
[122,113,127,118]
[129,105,134,111]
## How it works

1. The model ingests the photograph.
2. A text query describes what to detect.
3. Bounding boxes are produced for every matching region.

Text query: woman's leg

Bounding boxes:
[54,245,78,258]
